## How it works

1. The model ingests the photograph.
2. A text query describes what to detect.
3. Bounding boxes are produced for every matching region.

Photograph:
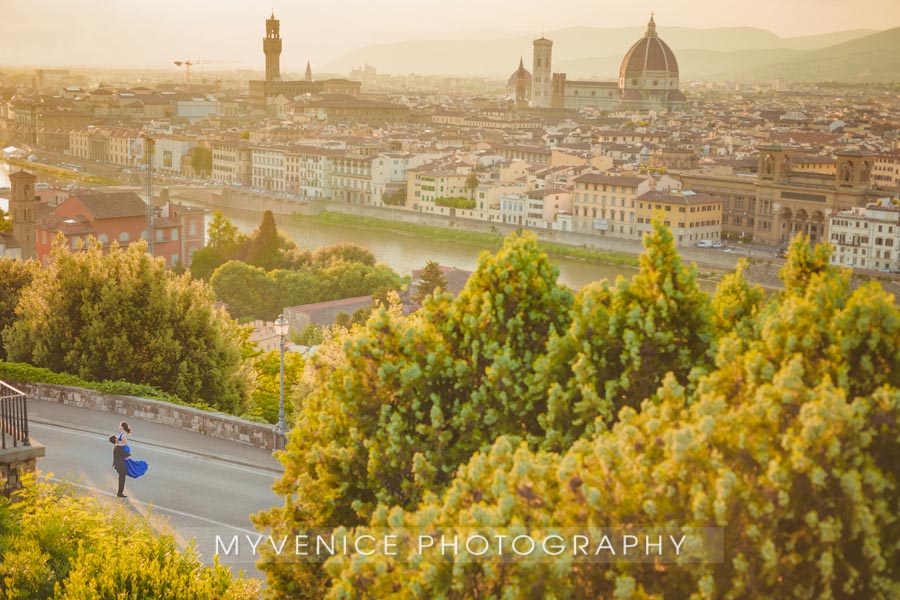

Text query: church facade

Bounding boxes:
[533,15,687,113]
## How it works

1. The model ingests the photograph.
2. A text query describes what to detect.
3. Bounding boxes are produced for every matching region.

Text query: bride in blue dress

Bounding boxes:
[116,421,149,478]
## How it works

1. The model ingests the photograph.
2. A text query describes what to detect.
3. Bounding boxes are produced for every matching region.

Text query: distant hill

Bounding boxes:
[322,26,878,78]
[556,49,806,81]
[732,26,900,82]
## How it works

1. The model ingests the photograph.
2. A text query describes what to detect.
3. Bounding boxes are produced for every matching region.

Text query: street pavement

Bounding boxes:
[27,399,284,581]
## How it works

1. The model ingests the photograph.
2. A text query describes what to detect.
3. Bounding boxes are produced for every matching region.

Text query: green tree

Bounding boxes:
[412,260,447,305]
[0,258,36,359]
[253,232,573,597]
[311,242,376,268]
[709,258,766,343]
[0,207,11,233]
[189,211,246,280]
[207,210,242,251]
[323,237,900,599]
[246,210,283,271]
[536,216,713,451]
[381,186,407,206]
[292,323,324,346]
[189,146,212,178]
[3,238,249,411]
[244,349,305,424]
[210,260,281,320]
[464,170,479,200]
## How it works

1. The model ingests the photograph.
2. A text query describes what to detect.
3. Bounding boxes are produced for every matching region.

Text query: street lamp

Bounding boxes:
[273,313,290,451]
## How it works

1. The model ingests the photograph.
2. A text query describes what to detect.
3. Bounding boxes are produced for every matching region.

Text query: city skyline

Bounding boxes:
[1,0,898,70]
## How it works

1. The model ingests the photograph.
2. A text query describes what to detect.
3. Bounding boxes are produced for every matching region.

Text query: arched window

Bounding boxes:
[98,233,109,244]
[118,232,130,243]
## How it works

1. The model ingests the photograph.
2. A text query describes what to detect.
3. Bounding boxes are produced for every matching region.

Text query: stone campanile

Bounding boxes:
[264,11,282,82]
[10,169,37,260]
[532,37,553,108]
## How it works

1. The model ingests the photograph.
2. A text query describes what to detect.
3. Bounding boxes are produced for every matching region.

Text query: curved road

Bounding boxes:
[27,398,284,581]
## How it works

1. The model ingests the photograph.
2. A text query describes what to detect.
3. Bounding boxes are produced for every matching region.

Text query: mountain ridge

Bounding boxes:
[322,26,891,80]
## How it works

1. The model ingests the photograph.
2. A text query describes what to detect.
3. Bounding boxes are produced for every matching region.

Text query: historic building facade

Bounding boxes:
[533,15,687,112]
[681,146,881,245]
[249,12,361,106]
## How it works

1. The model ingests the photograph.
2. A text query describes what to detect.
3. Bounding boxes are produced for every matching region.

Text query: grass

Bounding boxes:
[294,211,640,267]
[4,158,121,186]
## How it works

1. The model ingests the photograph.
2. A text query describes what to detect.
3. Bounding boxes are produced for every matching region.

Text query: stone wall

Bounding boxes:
[15,382,277,450]
[0,442,45,497]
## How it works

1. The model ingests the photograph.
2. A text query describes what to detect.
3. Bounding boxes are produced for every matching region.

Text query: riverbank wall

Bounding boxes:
[212,188,900,299]
[216,188,739,271]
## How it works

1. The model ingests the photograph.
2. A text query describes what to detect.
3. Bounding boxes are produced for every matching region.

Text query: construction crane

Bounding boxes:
[173,60,234,93]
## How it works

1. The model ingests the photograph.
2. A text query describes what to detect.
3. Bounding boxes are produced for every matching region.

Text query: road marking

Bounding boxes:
[30,421,282,477]
[48,477,260,536]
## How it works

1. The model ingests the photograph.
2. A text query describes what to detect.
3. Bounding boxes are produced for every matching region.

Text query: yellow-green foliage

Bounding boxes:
[320,234,900,599]
[257,229,900,599]
[0,477,261,600]
[2,238,249,412]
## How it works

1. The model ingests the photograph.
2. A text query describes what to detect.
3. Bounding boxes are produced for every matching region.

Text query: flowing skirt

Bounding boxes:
[121,445,149,478]
[126,458,149,478]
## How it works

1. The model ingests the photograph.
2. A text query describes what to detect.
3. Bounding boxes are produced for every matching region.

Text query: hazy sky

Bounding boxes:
[1,0,898,71]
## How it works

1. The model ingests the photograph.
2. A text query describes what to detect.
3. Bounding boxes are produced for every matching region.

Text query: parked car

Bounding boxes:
[696,240,713,248]
[712,241,724,248]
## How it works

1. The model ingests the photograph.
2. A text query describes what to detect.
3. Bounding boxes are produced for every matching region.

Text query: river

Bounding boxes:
[1,161,713,292]
[188,201,666,291]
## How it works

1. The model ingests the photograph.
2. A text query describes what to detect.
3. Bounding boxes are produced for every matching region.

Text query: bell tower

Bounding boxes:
[757,145,793,183]
[834,150,875,189]
[264,11,282,82]
[10,169,37,260]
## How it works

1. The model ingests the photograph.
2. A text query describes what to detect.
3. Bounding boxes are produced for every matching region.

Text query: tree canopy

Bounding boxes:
[3,237,249,412]
[253,226,900,599]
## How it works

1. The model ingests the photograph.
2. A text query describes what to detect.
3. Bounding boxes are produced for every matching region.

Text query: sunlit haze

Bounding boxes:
[1,0,898,71]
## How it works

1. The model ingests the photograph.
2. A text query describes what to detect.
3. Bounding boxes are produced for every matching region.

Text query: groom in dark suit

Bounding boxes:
[110,434,129,498]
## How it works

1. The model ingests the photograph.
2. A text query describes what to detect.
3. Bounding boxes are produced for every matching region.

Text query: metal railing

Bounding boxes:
[0,381,30,449]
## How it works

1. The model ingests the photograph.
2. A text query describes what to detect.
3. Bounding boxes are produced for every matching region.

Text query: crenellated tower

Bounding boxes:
[264,11,282,82]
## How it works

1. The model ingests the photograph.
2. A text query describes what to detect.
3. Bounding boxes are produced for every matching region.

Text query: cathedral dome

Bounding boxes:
[619,15,679,87]
[506,57,532,101]
[507,60,532,92]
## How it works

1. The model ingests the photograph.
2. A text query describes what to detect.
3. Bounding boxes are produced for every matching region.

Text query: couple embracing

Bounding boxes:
[110,421,149,498]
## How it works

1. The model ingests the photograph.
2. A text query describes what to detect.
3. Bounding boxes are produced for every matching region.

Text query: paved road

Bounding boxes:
[28,399,284,581]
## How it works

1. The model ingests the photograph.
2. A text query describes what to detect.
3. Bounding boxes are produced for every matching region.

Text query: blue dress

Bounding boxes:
[118,433,149,478]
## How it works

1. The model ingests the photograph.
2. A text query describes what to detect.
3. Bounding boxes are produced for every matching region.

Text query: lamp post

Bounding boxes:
[273,313,290,451]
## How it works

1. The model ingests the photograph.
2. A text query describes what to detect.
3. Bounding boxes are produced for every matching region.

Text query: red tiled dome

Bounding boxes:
[507,58,532,89]
[619,16,679,79]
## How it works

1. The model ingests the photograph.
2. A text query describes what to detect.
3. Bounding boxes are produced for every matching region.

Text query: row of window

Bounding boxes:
[578,183,634,193]
[575,194,634,208]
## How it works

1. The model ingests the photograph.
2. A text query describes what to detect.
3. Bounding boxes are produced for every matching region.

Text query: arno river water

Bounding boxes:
[1,161,716,291]
[188,201,649,291]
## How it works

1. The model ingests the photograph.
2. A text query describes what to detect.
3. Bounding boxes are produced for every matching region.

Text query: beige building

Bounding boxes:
[636,190,722,245]
[251,146,287,192]
[407,163,471,213]
[331,153,375,204]
[873,152,900,189]
[212,141,253,186]
[681,146,881,245]
[69,127,142,167]
[828,201,900,272]
[571,173,651,238]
